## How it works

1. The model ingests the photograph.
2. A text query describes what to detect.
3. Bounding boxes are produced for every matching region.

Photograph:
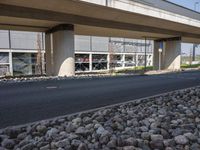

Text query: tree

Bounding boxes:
[36,33,43,75]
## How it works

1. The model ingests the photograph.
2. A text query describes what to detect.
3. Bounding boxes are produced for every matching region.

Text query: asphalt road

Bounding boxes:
[1,71,200,129]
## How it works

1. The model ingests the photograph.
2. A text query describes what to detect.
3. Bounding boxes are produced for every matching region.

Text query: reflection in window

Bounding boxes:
[75,54,90,71]
[125,55,135,67]
[0,52,10,76]
[109,38,124,53]
[0,65,9,76]
[110,54,123,68]
[138,55,145,66]
[92,54,107,70]
[0,52,9,64]
[12,53,37,76]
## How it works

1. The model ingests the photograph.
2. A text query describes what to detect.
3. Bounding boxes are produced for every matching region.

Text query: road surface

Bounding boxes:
[0,71,200,128]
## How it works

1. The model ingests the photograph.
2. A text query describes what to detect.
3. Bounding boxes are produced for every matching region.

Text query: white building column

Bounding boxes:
[153,38,181,70]
[9,50,13,76]
[122,54,125,68]
[107,53,110,70]
[46,24,75,76]
[89,53,92,71]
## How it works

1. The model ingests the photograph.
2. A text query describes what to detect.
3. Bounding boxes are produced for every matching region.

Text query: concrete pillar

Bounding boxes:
[45,24,75,76]
[153,39,181,70]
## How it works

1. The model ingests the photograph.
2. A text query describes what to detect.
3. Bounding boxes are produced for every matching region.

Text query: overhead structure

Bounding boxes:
[0,0,200,75]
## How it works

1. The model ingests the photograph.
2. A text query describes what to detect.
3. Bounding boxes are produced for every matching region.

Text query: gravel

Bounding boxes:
[0,74,124,85]
[1,86,200,149]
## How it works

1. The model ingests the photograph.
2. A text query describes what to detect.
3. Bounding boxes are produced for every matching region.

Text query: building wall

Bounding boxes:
[75,35,153,72]
[0,30,44,76]
[0,30,153,76]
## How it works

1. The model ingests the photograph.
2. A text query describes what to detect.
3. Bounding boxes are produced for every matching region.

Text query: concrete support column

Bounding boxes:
[153,38,181,70]
[45,24,75,76]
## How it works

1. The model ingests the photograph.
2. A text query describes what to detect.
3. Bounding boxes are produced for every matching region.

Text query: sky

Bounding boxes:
[167,0,200,55]
[168,0,200,11]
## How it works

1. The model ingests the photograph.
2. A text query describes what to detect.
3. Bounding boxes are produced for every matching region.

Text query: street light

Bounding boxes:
[193,2,200,61]
[158,48,162,71]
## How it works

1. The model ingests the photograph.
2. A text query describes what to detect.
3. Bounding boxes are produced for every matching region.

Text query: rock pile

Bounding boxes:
[1,87,200,150]
[0,74,113,84]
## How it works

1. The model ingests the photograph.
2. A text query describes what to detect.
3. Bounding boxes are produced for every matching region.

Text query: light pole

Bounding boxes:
[158,48,162,71]
[193,2,200,61]
[144,37,147,72]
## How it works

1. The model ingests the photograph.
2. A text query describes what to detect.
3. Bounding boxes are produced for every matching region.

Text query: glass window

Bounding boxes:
[75,54,90,71]
[12,53,37,75]
[0,65,9,76]
[0,30,9,49]
[10,31,43,50]
[124,38,136,53]
[0,52,9,64]
[92,36,109,52]
[109,38,124,53]
[75,35,91,52]
[92,54,107,70]
[138,54,145,66]
[125,54,135,67]
[110,54,123,68]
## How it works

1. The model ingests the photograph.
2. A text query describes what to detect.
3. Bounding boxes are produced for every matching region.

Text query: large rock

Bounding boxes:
[1,139,15,149]
[151,134,163,141]
[78,143,88,150]
[184,132,197,141]
[174,135,189,145]
[55,138,70,148]
[75,127,87,136]
[96,126,109,136]
[46,128,59,139]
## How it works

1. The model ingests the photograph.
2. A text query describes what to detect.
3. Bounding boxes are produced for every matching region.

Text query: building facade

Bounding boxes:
[0,30,153,76]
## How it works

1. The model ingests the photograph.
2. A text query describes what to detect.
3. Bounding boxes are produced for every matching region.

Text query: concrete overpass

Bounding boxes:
[0,0,200,76]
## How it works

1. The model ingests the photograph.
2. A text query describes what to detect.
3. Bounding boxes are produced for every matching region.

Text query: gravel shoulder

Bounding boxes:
[1,86,200,149]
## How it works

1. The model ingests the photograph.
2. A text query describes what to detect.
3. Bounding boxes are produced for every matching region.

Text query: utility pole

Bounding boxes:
[144,37,147,72]
[158,48,162,71]
[158,42,163,71]
[193,44,196,61]
[193,2,200,61]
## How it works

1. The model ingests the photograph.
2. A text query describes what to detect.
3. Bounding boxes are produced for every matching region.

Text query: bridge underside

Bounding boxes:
[0,0,200,76]
[1,0,200,43]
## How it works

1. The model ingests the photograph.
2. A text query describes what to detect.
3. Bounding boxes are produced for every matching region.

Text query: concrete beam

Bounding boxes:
[0,1,200,43]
